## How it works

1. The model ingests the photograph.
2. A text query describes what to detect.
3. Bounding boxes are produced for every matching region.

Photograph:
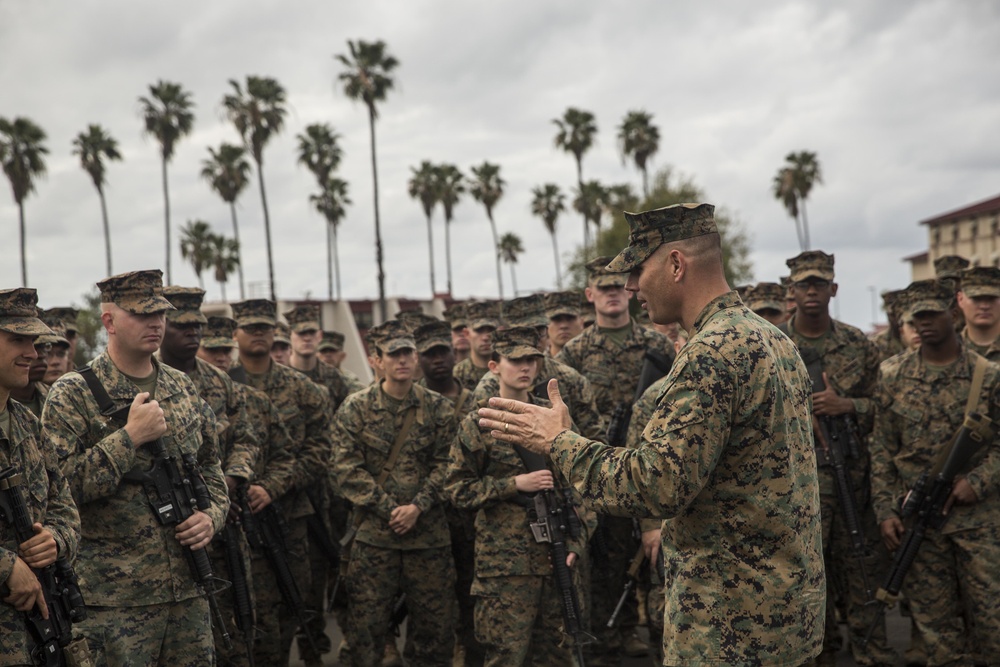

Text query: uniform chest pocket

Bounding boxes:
[165,410,202,456]
[830,358,864,395]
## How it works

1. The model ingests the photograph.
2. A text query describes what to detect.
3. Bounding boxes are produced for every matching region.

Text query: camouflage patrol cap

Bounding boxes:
[934,255,970,280]
[544,291,581,319]
[586,256,627,288]
[396,310,438,333]
[901,279,955,318]
[606,203,717,273]
[745,282,786,314]
[505,294,547,327]
[735,284,753,301]
[881,288,906,319]
[786,250,835,282]
[231,299,277,328]
[443,303,468,331]
[45,307,79,334]
[283,305,321,333]
[162,286,208,325]
[371,320,416,354]
[273,321,291,345]
[413,320,453,354]
[0,288,53,336]
[959,266,1000,299]
[466,301,502,331]
[318,330,345,352]
[579,292,596,326]
[97,270,174,315]
[202,316,237,349]
[37,318,69,347]
[491,326,542,360]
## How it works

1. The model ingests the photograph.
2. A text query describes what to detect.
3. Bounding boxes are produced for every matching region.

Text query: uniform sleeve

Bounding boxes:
[964,379,1000,500]
[331,397,398,521]
[626,381,664,533]
[568,373,606,443]
[194,396,230,533]
[411,401,456,513]
[254,399,296,500]
[41,452,81,562]
[555,343,579,373]
[221,377,259,482]
[289,380,333,491]
[446,416,518,510]
[869,369,904,524]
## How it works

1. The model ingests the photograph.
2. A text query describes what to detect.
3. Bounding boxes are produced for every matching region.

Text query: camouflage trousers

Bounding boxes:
[75,597,213,667]
[903,524,1000,666]
[343,542,456,667]
[296,515,333,662]
[587,515,639,666]
[208,528,256,667]
[250,515,310,667]
[448,506,485,665]
[471,574,576,667]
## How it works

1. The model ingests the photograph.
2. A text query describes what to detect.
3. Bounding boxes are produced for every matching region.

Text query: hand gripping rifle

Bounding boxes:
[863,411,992,646]
[0,466,90,667]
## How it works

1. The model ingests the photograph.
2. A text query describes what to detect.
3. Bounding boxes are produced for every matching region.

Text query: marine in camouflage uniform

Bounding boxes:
[781,250,895,666]
[870,289,907,364]
[230,300,333,667]
[42,270,230,667]
[444,303,472,365]
[871,279,1000,667]
[44,307,80,374]
[7,328,53,419]
[159,287,260,666]
[332,321,456,667]
[453,302,502,392]
[957,266,1000,363]
[446,327,593,667]
[482,204,826,666]
[544,291,585,358]
[319,331,367,394]
[0,289,82,667]
[743,281,788,327]
[40,314,73,387]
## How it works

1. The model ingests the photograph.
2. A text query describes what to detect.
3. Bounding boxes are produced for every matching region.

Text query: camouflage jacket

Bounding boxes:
[234,383,295,501]
[626,376,671,534]
[472,356,605,442]
[453,357,491,393]
[296,359,353,411]
[341,367,368,394]
[332,382,455,549]
[550,292,825,666]
[15,381,49,419]
[556,318,674,419]
[187,357,259,482]
[870,327,906,364]
[0,400,80,666]
[232,359,332,520]
[961,328,1000,363]
[871,347,1000,532]
[41,352,229,606]
[446,397,593,578]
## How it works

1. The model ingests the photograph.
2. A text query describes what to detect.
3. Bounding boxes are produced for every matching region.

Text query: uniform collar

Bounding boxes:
[93,350,184,403]
[898,344,974,382]
[691,291,743,335]
[374,381,426,426]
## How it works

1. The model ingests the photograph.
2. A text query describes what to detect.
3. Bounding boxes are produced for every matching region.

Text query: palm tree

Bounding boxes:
[499,232,525,296]
[223,75,287,302]
[209,233,240,302]
[408,161,441,295]
[297,123,343,186]
[309,176,352,301]
[201,143,251,299]
[437,163,465,295]
[618,110,660,199]
[0,116,48,286]
[530,184,566,289]
[553,107,597,250]
[336,39,399,322]
[574,180,609,241]
[773,151,823,251]
[72,124,122,277]
[469,161,506,299]
[139,80,195,284]
[605,183,639,214]
[180,220,215,289]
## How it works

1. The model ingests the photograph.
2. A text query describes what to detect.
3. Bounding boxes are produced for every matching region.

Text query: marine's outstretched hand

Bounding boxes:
[478,379,572,454]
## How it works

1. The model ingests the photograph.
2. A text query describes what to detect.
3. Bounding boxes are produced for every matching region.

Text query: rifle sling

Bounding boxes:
[77,365,120,419]
[928,355,990,478]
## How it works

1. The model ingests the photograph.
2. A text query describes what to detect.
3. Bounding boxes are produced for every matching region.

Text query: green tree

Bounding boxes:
[209,233,240,302]
[553,107,597,251]
[605,183,640,215]
[772,150,822,251]
[530,183,566,289]
[72,124,122,277]
[408,161,441,295]
[297,123,343,186]
[309,176,352,301]
[201,143,251,300]
[139,80,195,284]
[0,116,48,286]
[179,219,215,289]
[618,110,660,199]
[223,75,287,301]
[498,232,525,296]
[336,38,399,321]
[73,289,106,366]
[574,179,609,242]
[437,163,465,295]
[469,161,506,299]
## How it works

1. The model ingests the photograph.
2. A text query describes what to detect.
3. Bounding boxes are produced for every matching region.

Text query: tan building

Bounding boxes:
[906,194,1000,280]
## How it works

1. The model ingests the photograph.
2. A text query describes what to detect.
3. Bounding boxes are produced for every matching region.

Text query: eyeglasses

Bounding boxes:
[792,279,831,290]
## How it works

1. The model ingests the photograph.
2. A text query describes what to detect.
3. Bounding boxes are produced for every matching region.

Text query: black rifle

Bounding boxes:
[219,520,255,667]
[305,486,341,613]
[388,592,408,637]
[237,494,320,655]
[607,545,645,629]
[799,346,873,601]
[863,411,992,646]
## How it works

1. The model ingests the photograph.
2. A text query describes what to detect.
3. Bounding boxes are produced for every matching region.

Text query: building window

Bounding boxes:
[933,229,940,247]
[971,222,978,239]
[952,224,960,243]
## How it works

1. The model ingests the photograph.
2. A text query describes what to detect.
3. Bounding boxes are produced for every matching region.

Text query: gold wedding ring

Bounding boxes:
[504,422,509,433]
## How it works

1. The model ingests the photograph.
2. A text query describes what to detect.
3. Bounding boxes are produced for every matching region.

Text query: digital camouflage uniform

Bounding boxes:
[870,289,907,364]
[453,302,502,392]
[958,266,1000,364]
[454,358,490,394]
[332,324,457,667]
[549,204,826,666]
[871,281,1000,666]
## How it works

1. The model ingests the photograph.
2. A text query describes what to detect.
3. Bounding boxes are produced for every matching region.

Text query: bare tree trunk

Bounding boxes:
[800,200,811,251]
[576,157,588,253]
[18,202,27,286]
[256,162,276,302]
[161,156,171,283]
[219,279,227,303]
[368,105,387,322]
[426,212,436,295]
[550,231,562,289]
[444,217,454,295]
[487,210,504,299]
[642,166,649,201]
[326,221,334,301]
[99,186,113,276]
[332,224,342,302]
[509,263,518,296]
[229,202,245,300]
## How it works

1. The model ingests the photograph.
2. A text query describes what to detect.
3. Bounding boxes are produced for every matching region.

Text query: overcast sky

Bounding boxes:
[2,0,999,330]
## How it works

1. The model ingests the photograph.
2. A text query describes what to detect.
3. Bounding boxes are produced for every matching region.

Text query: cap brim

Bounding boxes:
[498,344,543,360]
[416,340,451,354]
[167,310,208,324]
[960,286,1000,299]
[290,322,321,333]
[547,308,580,319]
[201,337,236,349]
[749,300,785,313]
[236,317,276,328]
[470,319,500,331]
[383,337,417,354]
[318,343,341,352]
[606,243,655,273]
[905,299,951,317]
[789,269,835,282]
[0,318,54,336]
[117,295,175,315]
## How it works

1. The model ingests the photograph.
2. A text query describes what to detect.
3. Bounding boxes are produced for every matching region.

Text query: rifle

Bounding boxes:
[605,348,672,447]
[304,486,341,612]
[607,545,645,629]
[799,346,873,601]
[219,520,255,667]
[388,592,408,637]
[863,411,992,646]
[0,467,89,667]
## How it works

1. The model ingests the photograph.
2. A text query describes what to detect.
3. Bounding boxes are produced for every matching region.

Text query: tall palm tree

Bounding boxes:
[0,116,48,286]
[773,151,823,251]
[553,107,597,251]
[437,163,464,296]
[336,39,399,322]
[530,184,566,289]
[139,80,195,284]
[408,161,441,295]
[498,232,524,296]
[223,75,287,302]
[618,110,660,199]
[297,123,343,187]
[72,124,122,277]
[605,183,639,214]
[201,143,251,299]
[309,176,352,301]
[179,220,215,289]
[469,161,506,299]
[209,233,240,302]
[574,180,609,241]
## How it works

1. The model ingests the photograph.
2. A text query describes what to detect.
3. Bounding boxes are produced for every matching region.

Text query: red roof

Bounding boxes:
[920,194,1000,226]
